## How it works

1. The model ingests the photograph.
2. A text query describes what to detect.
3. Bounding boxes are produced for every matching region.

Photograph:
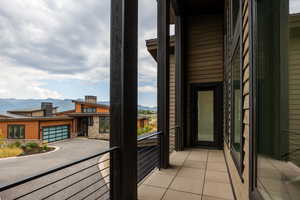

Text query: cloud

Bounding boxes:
[0,0,158,104]
[0,0,110,76]
[290,0,300,14]
[0,60,63,99]
[138,85,156,93]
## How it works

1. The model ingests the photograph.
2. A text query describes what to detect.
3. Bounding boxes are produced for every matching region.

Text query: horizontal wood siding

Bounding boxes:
[288,25,300,166]
[170,55,176,152]
[224,1,250,200]
[185,15,224,146]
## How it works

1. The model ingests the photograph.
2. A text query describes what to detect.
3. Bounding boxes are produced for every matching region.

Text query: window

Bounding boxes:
[231,0,240,34]
[254,0,300,199]
[8,125,25,139]
[232,44,242,161]
[224,0,243,174]
[99,116,109,133]
[82,107,96,113]
[224,0,230,144]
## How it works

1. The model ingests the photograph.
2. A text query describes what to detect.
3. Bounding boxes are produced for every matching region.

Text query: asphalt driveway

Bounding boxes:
[0,138,109,187]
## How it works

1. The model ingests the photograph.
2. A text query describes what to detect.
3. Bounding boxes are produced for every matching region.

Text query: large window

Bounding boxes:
[232,44,242,160]
[99,116,110,134]
[82,107,96,113]
[255,0,300,199]
[8,125,25,139]
[225,0,243,174]
[231,0,240,34]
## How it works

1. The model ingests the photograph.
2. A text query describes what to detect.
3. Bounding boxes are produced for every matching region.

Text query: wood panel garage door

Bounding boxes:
[42,125,70,143]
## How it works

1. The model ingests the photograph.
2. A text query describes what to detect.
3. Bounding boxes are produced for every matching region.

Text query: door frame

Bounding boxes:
[77,118,89,137]
[190,82,223,148]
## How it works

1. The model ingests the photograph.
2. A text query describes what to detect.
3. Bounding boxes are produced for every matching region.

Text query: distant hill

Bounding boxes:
[0,99,157,114]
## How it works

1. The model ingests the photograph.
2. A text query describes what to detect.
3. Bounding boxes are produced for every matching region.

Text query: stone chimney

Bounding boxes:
[85,96,97,104]
[41,102,53,117]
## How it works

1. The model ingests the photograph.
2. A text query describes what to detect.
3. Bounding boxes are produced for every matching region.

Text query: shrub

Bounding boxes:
[0,147,23,158]
[41,144,48,151]
[20,144,26,150]
[138,126,153,136]
[25,142,39,149]
[14,142,21,148]
[0,130,6,147]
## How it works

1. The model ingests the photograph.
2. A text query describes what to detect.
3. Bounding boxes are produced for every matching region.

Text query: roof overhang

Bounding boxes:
[67,113,110,117]
[0,116,73,122]
[72,100,109,108]
[171,0,224,16]
[146,36,175,61]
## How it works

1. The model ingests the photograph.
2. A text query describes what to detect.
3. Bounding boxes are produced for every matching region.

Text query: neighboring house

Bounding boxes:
[0,96,150,143]
[62,96,111,140]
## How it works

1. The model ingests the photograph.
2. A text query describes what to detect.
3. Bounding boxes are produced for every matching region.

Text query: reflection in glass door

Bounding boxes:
[197,90,214,142]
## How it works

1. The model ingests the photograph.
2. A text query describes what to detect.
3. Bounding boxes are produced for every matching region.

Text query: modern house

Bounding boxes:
[0,0,299,200]
[0,96,150,143]
[0,102,75,144]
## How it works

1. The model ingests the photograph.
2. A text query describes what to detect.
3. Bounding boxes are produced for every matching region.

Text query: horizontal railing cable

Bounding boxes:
[137,131,162,183]
[0,146,118,200]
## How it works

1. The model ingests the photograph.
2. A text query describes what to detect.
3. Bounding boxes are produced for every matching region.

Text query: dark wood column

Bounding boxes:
[158,0,170,168]
[175,15,184,151]
[110,0,138,199]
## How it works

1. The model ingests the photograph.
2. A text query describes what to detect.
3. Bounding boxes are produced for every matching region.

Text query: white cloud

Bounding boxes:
[0,0,158,102]
[0,64,63,99]
[138,85,156,93]
[290,0,300,14]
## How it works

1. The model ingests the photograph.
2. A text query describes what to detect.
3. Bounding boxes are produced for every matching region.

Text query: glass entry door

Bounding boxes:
[191,83,223,148]
[197,90,214,142]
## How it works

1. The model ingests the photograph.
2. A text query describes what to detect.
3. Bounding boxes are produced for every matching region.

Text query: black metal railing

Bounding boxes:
[0,147,119,200]
[137,131,162,183]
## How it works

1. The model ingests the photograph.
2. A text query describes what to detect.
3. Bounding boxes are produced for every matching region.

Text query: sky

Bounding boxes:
[1,1,298,108]
[0,0,158,107]
[291,0,300,14]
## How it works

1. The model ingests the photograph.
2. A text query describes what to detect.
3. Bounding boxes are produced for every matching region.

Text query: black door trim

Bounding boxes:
[190,82,223,149]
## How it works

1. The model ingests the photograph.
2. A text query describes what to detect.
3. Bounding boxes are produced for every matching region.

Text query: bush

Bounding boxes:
[0,147,23,158]
[138,126,153,136]
[25,142,39,149]
[14,142,21,148]
[41,144,48,151]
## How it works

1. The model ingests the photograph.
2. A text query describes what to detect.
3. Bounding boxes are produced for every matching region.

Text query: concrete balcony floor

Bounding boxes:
[138,148,235,200]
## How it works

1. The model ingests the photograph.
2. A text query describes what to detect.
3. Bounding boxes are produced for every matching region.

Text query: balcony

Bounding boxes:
[139,149,234,200]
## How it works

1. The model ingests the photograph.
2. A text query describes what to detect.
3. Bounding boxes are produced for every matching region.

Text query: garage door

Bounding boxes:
[42,125,69,143]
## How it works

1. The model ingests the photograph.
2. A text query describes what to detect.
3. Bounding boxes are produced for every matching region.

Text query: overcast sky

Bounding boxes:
[1,1,299,107]
[291,0,300,14]
[0,0,158,107]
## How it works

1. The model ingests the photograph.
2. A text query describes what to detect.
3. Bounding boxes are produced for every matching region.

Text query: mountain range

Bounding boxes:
[0,99,157,114]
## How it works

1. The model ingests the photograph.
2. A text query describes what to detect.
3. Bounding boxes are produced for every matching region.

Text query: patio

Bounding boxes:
[139,149,235,200]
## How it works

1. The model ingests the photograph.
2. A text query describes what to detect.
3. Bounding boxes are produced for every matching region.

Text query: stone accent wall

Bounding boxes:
[88,116,100,139]
[88,117,109,140]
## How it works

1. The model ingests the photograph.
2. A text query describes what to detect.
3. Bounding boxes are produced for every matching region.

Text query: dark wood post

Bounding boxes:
[110,0,138,199]
[175,15,184,151]
[158,0,170,168]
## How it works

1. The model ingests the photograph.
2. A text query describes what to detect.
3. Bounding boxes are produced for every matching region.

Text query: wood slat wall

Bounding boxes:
[224,1,250,200]
[288,26,300,166]
[170,55,176,152]
[185,15,224,146]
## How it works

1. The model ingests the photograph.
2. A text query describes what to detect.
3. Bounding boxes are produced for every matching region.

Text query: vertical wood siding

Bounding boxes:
[224,1,250,199]
[185,15,224,146]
